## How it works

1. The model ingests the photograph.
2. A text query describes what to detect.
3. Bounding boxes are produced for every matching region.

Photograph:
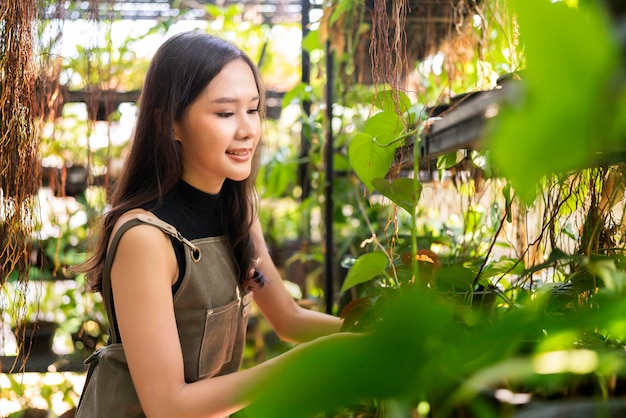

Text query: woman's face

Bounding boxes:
[173,58,261,194]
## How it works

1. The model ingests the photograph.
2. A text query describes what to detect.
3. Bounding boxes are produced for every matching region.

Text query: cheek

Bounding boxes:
[253,120,262,141]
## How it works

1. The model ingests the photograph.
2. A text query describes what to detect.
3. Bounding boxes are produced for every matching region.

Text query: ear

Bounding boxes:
[172,120,182,143]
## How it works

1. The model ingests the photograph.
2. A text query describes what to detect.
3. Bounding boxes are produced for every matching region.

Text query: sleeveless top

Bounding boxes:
[105,213,253,383]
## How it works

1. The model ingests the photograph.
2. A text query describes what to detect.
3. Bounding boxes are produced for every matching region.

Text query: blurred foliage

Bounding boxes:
[245,279,626,417]
[240,0,626,417]
[488,0,625,203]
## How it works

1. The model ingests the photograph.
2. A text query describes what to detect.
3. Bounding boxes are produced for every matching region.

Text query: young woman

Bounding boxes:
[77,31,344,417]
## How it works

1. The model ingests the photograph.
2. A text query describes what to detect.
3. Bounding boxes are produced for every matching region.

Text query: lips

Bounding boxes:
[225,148,253,162]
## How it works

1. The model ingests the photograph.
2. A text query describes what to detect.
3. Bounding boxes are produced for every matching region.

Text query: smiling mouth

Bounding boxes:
[226,150,247,156]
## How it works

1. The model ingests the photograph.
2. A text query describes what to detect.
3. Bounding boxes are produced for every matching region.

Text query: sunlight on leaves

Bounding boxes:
[533,349,599,375]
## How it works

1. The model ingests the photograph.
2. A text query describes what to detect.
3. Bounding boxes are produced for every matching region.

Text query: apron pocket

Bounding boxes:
[198,298,239,378]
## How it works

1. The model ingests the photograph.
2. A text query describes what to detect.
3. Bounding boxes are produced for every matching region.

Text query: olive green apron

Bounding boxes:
[76,213,251,417]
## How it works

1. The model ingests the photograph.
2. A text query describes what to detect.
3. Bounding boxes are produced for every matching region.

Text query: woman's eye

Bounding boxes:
[217,112,234,118]
[248,108,260,115]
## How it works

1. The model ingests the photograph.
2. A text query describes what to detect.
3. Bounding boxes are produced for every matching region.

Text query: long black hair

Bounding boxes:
[79,31,265,292]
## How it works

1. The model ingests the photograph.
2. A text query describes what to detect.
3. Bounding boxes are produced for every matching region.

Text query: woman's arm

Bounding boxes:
[250,219,343,343]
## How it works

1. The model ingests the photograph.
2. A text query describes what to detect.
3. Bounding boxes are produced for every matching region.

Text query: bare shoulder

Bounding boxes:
[109,209,178,283]
[109,209,172,253]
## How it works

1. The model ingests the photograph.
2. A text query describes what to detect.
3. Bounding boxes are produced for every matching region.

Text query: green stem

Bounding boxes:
[371,127,420,148]
[411,129,420,285]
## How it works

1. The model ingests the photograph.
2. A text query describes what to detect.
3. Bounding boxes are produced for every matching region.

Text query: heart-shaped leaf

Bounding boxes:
[363,111,404,146]
[341,252,388,293]
[348,133,397,191]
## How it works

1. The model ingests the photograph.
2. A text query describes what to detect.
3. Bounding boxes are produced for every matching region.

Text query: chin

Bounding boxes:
[228,173,251,182]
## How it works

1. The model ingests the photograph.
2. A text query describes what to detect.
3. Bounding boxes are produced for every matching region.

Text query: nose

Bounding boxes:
[236,113,259,140]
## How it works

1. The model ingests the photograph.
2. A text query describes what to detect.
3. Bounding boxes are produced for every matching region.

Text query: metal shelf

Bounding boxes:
[41,0,305,24]
[1,353,87,374]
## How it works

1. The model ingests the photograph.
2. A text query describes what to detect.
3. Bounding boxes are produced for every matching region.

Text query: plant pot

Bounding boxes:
[13,320,58,355]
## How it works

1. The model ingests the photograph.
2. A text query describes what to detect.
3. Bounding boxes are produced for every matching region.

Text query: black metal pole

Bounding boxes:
[301,0,310,86]
[324,40,334,314]
[299,0,312,200]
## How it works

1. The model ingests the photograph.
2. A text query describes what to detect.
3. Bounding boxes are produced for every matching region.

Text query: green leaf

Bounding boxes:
[372,177,422,214]
[282,83,318,108]
[437,151,463,170]
[330,0,357,25]
[503,183,513,223]
[57,249,88,266]
[522,247,574,276]
[340,252,388,292]
[266,162,291,197]
[371,89,412,115]
[349,111,405,190]
[464,207,484,235]
[333,152,351,172]
[363,111,404,146]
[348,132,397,191]
[205,4,223,17]
[302,29,321,54]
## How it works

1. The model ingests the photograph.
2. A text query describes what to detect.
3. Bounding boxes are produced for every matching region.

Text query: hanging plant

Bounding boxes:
[0,1,40,363]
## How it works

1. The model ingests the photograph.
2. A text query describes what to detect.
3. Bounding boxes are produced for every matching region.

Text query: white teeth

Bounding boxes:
[227,150,246,156]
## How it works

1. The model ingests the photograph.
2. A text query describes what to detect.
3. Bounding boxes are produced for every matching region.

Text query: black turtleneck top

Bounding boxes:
[144,180,225,294]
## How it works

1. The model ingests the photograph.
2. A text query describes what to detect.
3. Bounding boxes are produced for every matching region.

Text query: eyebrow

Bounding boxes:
[210,96,260,104]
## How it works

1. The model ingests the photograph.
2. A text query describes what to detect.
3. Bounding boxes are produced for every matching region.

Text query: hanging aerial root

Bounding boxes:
[0,2,38,285]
